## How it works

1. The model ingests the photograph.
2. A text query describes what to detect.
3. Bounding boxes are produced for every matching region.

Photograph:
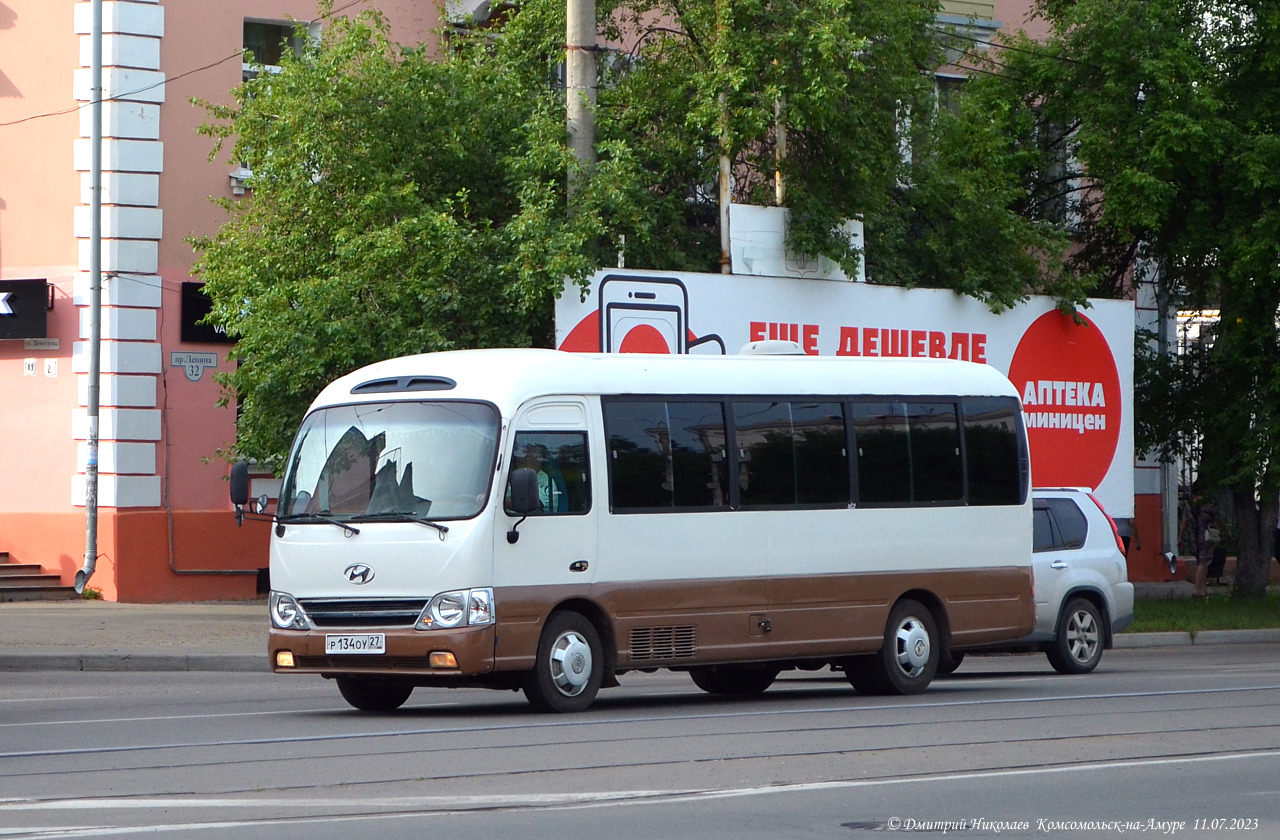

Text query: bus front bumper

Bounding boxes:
[269,624,497,677]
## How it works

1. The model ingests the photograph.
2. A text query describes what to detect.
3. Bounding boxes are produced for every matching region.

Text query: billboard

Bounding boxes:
[556,269,1135,517]
[0,279,50,340]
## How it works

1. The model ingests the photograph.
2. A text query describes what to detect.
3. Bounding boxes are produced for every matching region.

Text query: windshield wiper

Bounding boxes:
[276,512,361,536]
[350,511,449,536]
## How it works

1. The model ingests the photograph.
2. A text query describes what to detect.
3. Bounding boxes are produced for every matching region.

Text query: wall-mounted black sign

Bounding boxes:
[0,279,50,340]
[180,282,236,344]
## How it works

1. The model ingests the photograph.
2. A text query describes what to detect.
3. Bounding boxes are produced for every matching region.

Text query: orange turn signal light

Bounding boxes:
[429,651,458,669]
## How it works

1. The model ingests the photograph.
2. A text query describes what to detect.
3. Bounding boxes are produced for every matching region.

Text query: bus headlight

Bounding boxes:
[417,588,495,630]
[269,591,311,630]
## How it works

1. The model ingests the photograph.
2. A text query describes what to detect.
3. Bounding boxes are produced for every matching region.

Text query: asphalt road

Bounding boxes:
[2,643,1278,839]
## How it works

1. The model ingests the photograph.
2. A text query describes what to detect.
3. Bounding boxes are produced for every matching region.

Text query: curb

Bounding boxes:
[1114,627,1280,649]
[1114,632,1192,648]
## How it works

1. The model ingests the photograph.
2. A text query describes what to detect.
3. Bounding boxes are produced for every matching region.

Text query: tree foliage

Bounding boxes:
[194,0,1090,471]
[951,0,1280,596]
[193,7,629,466]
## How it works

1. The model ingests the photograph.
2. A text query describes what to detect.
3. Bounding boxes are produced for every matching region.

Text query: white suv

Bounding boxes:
[943,487,1135,674]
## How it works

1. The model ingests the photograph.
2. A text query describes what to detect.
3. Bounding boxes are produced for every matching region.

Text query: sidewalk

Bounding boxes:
[0,600,268,672]
[1,587,1277,673]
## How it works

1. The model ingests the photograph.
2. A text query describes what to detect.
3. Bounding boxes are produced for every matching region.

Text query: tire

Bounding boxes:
[863,599,939,695]
[936,649,965,676]
[336,677,414,711]
[523,611,604,713]
[689,665,779,695]
[1046,597,1104,674]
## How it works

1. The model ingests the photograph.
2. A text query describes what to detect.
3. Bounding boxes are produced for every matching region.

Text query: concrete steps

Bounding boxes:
[0,552,80,602]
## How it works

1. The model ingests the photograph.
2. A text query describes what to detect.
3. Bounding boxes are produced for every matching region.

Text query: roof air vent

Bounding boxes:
[351,376,457,394]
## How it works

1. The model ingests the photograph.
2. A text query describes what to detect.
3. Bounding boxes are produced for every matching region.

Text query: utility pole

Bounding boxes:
[565,0,597,202]
[76,0,103,594]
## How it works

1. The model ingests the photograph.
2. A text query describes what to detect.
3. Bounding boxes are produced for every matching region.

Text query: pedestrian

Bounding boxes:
[1180,493,1222,599]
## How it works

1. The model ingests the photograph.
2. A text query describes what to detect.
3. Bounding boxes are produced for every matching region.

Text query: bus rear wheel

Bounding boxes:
[689,665,780,695]
[842,656,881,694]
[864,599,939,695]
[523,611,604,713]
[336,677,414,711]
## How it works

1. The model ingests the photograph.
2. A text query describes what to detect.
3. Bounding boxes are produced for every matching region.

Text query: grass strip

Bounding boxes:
[1127,593,1280,633]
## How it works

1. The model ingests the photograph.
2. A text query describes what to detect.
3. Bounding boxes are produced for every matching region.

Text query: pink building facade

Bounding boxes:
[0,1,441,601]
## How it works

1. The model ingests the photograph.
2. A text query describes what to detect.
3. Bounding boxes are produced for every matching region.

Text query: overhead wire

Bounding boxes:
[0,0,372,130]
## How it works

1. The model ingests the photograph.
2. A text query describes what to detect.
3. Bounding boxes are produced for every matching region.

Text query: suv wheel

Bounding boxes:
[1046,597,1104,674]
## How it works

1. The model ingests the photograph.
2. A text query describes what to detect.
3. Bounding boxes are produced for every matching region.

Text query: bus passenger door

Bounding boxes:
[492,401,598,670]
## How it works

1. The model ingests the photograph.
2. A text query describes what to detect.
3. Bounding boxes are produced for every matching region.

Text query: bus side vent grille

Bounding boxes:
[630,625,697,661]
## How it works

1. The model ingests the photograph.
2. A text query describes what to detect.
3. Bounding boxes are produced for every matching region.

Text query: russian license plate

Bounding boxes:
[325,633,386,654]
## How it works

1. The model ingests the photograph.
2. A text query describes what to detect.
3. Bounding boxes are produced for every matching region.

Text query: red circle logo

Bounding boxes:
[1007,311,1121,490]
[618,323,672,354]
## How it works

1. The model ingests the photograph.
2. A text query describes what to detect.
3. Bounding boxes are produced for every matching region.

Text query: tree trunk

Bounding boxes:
[1230,487,1275,599]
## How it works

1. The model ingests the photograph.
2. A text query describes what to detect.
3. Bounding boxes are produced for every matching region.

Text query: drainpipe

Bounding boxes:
[76,0,103,594]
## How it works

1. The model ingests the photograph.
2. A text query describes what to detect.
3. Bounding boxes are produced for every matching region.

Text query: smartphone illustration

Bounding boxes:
[598,275,689,355]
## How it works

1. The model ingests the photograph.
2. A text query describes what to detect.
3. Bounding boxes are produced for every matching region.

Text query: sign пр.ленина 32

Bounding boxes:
[0,280,49,340]
[171,352,218,382]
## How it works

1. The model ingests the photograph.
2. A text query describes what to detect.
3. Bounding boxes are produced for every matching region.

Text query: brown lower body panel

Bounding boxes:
[271,566,1033,680]
[496,566,1032,672]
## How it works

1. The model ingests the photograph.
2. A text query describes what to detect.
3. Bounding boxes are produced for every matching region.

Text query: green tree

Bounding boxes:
[195,0,1086,470]
[950,0,1280,597]
[193,8,638,466]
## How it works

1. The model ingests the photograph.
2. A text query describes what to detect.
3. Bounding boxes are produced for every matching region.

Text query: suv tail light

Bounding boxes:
[1088,492,1127,556]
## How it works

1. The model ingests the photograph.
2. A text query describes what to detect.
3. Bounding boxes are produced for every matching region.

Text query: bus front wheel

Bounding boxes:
[866,599,939,695]
[523,611,604,713]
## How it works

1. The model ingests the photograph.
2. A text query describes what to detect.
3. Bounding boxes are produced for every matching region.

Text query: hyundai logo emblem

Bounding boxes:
[344,564,375,585]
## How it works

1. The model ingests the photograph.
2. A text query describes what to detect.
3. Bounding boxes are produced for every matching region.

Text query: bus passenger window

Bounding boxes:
[963,396,1027,506]
[734,401,848,507]
[603,399,729,511]
[506,432,590,515]
[907,402,962,503]
[852,401,961,505]
[853,402,911,505]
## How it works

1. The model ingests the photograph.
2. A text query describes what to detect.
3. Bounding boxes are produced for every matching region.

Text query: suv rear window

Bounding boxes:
[1033,496,1089,551]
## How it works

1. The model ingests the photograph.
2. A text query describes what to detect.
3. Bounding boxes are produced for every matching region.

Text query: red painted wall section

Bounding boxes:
[0,510,269,602]
[1129,492,1177,582]
[112,510,270,603]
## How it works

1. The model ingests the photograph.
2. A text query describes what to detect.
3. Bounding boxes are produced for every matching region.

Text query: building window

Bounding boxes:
[243,20,310,81]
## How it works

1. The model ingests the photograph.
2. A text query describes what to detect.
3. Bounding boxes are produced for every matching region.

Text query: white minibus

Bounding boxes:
[231,349,1034,712]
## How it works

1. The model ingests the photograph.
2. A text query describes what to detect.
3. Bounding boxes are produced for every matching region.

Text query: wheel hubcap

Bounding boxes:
[549,631,593,696]
[894,617,931,677]
[1066,610,1100,663]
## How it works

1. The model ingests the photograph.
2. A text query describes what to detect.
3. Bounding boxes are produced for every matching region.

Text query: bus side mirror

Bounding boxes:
[506,468,540,544]
[230,461,250,507]
[230,461,250,526]
[507,468,540,516]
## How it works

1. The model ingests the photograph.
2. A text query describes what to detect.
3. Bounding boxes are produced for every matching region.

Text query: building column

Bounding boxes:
[71,0,165,509]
